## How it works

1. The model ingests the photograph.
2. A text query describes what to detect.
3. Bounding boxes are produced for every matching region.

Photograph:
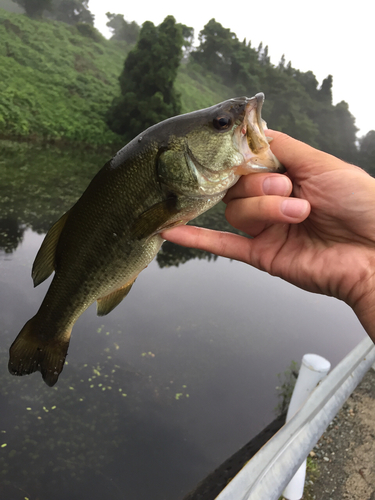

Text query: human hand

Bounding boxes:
[161,131,375,341]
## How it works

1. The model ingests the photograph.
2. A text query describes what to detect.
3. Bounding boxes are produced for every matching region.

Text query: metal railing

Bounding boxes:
[215,336,375,500]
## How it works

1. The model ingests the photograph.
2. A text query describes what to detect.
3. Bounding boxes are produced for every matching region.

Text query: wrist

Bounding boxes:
[350,286,375,344]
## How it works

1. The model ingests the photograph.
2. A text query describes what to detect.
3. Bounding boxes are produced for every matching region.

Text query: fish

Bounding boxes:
[9,93,283,386]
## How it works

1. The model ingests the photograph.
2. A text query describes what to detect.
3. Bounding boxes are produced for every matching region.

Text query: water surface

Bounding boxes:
[0,141,365,499]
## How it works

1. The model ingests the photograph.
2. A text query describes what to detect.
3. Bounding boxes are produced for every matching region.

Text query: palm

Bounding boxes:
[249,166,375,304]
[162,131,375,340]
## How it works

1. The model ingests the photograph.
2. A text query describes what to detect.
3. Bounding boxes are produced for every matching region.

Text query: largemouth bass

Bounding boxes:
[9,93,283,386]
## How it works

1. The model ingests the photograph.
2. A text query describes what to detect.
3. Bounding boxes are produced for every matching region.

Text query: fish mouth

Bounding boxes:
[235,93,285,174]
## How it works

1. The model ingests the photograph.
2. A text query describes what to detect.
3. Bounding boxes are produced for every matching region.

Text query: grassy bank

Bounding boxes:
[0,9,130,145]
[0,10,236,147]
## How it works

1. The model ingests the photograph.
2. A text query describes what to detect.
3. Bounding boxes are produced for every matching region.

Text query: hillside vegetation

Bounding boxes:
[0,9,128,145]
[0,9,235,147]
[0,8,374,171]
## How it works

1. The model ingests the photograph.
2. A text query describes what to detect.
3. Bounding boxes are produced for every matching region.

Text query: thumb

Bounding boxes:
[266,130,341,178]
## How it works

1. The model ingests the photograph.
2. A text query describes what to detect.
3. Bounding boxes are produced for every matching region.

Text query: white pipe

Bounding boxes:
[214,336,375,500]
[282,354,331,500]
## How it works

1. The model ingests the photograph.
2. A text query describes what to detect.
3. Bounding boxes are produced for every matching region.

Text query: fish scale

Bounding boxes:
[9,93,283,386]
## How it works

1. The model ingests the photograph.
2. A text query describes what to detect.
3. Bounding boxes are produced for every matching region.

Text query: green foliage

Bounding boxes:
[189,18,361,163]
[258,42,270,66]
[107,15,184,141]
[279,456,320,500]
[310,98,358,161]
[180,23,194,52]
[359,130,375,175]
[318,74,333,103]
[106,12,139,43]
[0,139,235,270]
[47,0,94,25]
[75,21,103,41]
[0,9,369,160]
[175,62,233,113]
[0,9,129,145]
[192,18,238,75]
[191,19,261,95]
[13,0,51,18]
[0,140,108,236]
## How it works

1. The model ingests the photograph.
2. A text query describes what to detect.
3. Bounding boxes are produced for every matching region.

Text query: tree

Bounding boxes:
[333,100,358,160]
[180,24,194,59]
[107,16,184,141]
[261,66,320,146]
[293,70,319,99]
[318,74,333,103]
[191,19,238,76]
[310,98,358,162]
[277,54,286,70]
[359,130,375,174]
[258,43,270,66]
[191,19,260,92]
[14,0,52,18]
[106,13,139,43]
[48,0,94,25]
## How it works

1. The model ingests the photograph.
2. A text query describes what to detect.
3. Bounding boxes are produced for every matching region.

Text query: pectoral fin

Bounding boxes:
[32,210,70,287]
[96,279,136,316]
[132,197,179,240]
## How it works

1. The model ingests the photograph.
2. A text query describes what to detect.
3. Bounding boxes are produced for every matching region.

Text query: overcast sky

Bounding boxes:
[89,0,374,138]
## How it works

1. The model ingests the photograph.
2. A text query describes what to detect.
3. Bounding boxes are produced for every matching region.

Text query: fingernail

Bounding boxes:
[281,199,309,218]
[263,176,290,195]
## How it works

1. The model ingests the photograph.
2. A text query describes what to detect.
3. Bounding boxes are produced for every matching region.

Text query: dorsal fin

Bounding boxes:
[32,210,70,287]
[96,279,136,316]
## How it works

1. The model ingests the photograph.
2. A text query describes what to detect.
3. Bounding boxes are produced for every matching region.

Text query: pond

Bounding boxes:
[0,141,366,500]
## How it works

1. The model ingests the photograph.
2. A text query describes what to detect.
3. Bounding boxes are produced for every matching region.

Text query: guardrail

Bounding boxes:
[215,336,375,500]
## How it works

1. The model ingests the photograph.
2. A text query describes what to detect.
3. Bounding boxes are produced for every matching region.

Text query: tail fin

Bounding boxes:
[8,317,71,387]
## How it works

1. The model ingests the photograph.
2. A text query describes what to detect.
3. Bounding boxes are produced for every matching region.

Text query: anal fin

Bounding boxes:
[96,278,136,316]
[32,210,70,287]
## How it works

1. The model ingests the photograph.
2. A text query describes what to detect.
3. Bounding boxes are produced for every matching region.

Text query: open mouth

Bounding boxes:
[247,93,268,154]
[236,93,284,174]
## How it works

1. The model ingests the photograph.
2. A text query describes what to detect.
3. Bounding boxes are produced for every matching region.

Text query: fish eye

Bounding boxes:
[213,116,232,131]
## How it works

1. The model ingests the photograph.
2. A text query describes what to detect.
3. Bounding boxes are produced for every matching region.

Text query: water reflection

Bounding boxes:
[0,142,367,499]
[0,217,25,253]
[0,140,227,267]
[157,240,218,268]
[0,140,111,234]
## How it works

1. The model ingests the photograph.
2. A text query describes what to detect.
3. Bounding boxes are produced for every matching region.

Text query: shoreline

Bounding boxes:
[182,365,375,500]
